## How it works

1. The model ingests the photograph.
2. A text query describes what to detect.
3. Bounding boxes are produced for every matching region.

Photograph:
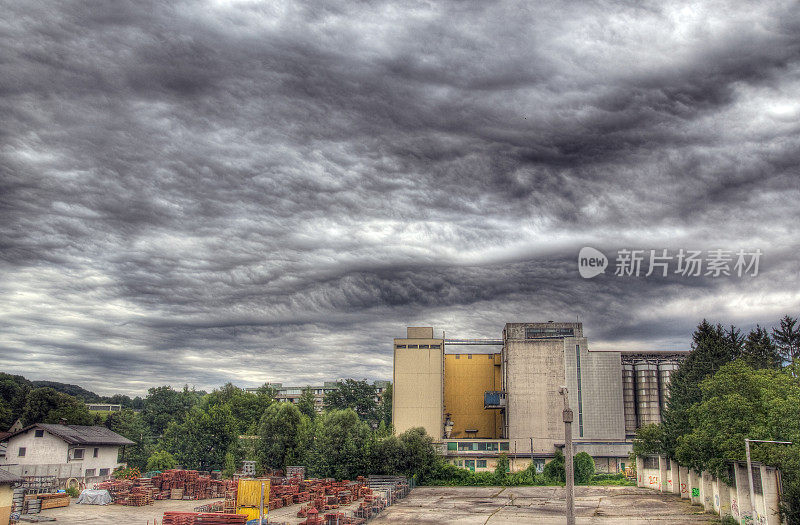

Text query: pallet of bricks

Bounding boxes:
[95,478,152,506]
[162,511,247,525]
[22,492,71,512]
[152,470,236,501]
[296,478,368,522]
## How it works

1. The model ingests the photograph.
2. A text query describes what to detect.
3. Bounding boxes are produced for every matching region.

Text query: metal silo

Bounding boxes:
[634,360,661,426]
[658,361,678,417]
[622,363,637,435]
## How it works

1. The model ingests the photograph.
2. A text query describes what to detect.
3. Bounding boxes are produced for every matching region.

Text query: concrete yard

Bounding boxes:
[369,485,717,524]
[33,485,715,524]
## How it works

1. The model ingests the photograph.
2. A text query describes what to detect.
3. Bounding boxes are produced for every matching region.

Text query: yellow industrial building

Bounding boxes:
[393,323,686,474]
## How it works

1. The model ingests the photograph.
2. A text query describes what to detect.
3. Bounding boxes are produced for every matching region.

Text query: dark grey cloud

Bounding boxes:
[1,0,799,395]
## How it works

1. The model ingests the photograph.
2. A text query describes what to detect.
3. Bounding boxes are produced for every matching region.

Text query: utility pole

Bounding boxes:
[559,386,575,525]
[745,439,792,524]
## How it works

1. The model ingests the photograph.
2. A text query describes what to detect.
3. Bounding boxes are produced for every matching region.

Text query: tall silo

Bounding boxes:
[634,360,661,426]
[658,361,679,417]
[622,363,637,435]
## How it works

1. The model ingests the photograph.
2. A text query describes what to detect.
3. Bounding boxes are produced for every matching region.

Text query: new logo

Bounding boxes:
[578,247,608,278]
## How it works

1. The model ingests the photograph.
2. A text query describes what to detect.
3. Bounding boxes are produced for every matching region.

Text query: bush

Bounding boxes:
[573,452,595,484]
[543,450,566,483]
[146,450,177,472]
[65,486,80,498]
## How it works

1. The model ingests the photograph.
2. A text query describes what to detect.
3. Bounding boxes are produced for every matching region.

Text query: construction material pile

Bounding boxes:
[162,511,247,525]
[94,470,237,505]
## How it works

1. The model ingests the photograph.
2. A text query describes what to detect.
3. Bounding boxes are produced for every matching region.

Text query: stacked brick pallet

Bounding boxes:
[162,512,247,525]
[95,470,237,505]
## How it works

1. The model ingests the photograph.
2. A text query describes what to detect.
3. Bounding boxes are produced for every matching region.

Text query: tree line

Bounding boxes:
[633,315,800,524]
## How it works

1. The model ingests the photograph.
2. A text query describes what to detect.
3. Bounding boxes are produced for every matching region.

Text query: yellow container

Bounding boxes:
[236,506,262,520]
[237,479,270,508]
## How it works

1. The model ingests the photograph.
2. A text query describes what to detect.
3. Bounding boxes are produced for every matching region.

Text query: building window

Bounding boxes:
[465,460,475,471]
[99,468,110,476]
[419,345,429,349]
[447,442,457,451]
[93,448,99,458]
[488,354,493,359]
[430,344,441,349]
[534,459,545,473]
[643,456,659,470]
[73,449,85,460]
[18,447,26,457]
[408,345,418,349]
[477,460,487,468]
[576,345,584,437]
[499,442,509,451]
[85,469,96,477]
[468,354,472,359]
[34,429,44,438]
[396,345,406,349]
[455,355,460,359]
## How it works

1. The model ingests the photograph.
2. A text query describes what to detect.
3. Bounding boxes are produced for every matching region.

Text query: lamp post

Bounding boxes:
[745,439,791,524]
[559,386,575,525]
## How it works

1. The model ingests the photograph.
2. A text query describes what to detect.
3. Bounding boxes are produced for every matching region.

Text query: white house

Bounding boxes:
[0,424,134,486]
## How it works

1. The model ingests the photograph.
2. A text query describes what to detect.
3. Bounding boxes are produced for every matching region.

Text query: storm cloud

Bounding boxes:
[1,0,799,395]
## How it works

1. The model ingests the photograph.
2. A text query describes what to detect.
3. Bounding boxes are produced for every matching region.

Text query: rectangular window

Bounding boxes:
[499,442,509,451]
[468,354,472,359]
[34,429,44,437]
[488,354,493,359]
[419,344,429,349]
[73,449,85,460]
[395,344,406,349]
[643,456,659,470]
[18,447,26,457]
[407,344,418,349]
[99,468,110,476]
[576,345,584,437]
[93,448,99,458]
[465,460,475,471]
[477,442,487,451]
[430,344,441,349]
[535,459,545,473]
[752,468,763,494]
[487,443,498,451]
[447,442,457,451]
[477,460,487,468]
[455,355,460,359]
[526,327,574,339]
[85,468,96,477]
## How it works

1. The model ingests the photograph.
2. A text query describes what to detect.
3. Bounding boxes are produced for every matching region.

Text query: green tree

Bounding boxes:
[543,449,565,482]
[0,373,32,425]
[256,403,311,472]
[0,399,13,430]
[380,384,392,427]
[573,452,595,484]
[105,409,151,469]
[632,423,664,457]
[310,409,371,480]
[742,326,782,370]
[324,380,380,426]
[143,385,201,436]
[495,453,510,482]
[203,383,273,434]
[222,451,237,478]
[773,315,800,372]
[672,361,800,521]
[146,450,177,472]
[397,427,439,482]
[297,388,317,420]
[661,320,739,456]
[22,388,94,425]
[161,404,238,470]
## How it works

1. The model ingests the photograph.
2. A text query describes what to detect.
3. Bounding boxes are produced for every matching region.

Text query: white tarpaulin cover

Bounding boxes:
[76,489,112,505]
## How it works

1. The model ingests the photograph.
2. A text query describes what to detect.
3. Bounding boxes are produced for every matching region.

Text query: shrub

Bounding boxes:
[573,452,595,484]
[65,486,80,498]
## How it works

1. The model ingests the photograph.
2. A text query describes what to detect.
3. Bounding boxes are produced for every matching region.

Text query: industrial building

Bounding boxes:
[392,323,685,473]
[245,380,391,412]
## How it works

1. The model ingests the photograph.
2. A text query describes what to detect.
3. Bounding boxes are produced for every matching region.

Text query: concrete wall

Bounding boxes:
[393,329,444,439]
[638,456,784,525]
[505,337,565,453]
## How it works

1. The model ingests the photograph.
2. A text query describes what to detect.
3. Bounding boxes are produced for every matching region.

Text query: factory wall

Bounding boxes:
[392,327,444,439]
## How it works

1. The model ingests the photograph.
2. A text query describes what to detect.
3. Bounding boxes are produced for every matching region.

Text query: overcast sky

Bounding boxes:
[2,0,799,396]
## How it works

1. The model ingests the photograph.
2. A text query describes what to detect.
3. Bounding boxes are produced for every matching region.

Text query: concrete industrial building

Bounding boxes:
[393,323,685,473]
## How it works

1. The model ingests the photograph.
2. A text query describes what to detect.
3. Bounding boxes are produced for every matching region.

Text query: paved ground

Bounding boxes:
[34,485,716,524]
[369,486,718,524]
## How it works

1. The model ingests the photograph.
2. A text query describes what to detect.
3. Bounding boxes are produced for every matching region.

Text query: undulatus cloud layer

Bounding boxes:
[1,0,799,395]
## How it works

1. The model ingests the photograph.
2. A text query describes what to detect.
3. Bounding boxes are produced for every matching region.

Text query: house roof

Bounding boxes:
[0,468,22,484]
[0,431,11,441]
[6,424,135,446]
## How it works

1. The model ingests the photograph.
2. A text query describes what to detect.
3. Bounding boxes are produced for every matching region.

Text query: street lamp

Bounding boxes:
[745,438,792,524]
[559,386,575,525]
